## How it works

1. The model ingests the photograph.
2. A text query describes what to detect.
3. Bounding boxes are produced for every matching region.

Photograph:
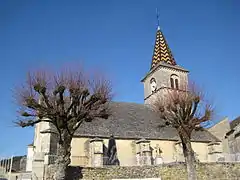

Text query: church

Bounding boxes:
[25,24,223,179]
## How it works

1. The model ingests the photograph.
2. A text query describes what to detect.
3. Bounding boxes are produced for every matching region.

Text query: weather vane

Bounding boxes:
[156,8,160,30]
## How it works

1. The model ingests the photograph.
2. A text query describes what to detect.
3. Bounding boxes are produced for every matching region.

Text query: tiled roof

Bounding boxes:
[75,102,220,142]
[151,27,176,70]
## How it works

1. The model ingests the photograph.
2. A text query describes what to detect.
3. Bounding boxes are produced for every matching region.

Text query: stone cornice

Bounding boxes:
[141,62,189,82]
[144,87,188,101]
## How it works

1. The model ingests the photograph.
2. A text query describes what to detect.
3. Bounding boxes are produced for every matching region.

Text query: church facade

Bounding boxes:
[25,25,223,179]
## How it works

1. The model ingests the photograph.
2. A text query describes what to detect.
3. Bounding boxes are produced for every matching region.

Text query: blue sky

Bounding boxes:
[0,0,239,157]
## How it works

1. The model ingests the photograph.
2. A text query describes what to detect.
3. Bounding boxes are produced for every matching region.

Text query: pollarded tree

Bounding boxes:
[152,86,213,180]
[15,68,112,180]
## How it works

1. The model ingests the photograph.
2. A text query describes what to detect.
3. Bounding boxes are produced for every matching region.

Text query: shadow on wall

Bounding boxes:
[103,143,121,166]
[103,144,108,165]
[103,136,121,166]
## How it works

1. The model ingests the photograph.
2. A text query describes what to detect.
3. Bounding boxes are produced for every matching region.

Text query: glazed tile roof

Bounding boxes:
[151,27,177,70]
[75,102,220,142]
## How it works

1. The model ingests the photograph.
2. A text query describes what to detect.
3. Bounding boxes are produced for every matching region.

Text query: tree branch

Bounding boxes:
[15,67,112,151]
[15,119,54,127]
[189,101,199,120]
[72,119,84,132]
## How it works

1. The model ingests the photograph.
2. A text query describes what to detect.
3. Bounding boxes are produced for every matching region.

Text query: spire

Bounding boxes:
[150,10,176,69]
[156,8,160,30]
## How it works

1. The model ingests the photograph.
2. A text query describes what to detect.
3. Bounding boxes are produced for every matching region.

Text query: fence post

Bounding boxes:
[3,159,6,174]
[8,156,13,180]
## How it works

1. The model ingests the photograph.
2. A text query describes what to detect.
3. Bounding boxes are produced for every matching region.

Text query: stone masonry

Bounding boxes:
[45,162,240,180]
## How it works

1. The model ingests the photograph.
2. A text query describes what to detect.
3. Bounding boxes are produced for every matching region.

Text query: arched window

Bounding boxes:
[170,77,174,89]
[170,74,180,90]
[150,78,157,93]
[175,79,179,90]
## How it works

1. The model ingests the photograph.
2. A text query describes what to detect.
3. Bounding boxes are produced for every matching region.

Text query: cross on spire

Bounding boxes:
[150,10,177,69]
[156,8,160,30]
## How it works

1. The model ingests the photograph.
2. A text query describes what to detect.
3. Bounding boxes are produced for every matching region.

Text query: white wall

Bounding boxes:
[26,146,34,172]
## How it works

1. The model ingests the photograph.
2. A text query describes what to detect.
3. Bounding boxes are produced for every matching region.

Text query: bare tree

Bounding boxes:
[152,86,213,180]
[15,68,112,180]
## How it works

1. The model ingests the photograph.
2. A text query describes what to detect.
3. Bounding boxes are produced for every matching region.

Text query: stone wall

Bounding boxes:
[45,163,240,180]
[208,117,231,153]
[143,64,188,104]
[228,123,240,154]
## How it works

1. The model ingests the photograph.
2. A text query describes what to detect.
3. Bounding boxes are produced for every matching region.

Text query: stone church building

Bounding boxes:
[209,116,240,155]
[25,25,222,179]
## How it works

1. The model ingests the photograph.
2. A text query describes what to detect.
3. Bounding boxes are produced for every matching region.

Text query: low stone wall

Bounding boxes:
[45,163,240,180]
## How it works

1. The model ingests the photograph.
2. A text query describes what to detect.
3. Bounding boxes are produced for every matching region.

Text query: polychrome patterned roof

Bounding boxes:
[151,27,176,69]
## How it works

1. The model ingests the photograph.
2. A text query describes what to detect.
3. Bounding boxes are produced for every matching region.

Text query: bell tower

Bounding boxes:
[141,24,189,104]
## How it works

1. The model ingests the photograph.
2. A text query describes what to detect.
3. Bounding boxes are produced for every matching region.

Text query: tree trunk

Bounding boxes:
[181,135,197,180]
[54,130,72,180]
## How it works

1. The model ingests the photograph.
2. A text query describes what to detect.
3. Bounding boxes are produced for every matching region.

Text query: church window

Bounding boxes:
[175,79,179,90]
[150,78,157,93]
[170,78,174,89]
[170,74,180,90]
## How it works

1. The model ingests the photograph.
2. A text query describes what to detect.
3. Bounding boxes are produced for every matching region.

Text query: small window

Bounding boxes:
[150,78,157,93]
[170,74,180,90]
[175,79,179,90]
[170,78,174,89]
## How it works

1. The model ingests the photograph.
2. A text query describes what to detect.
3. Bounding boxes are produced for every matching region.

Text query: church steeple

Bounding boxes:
[151,27,177,70]
[141,14,189,104]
